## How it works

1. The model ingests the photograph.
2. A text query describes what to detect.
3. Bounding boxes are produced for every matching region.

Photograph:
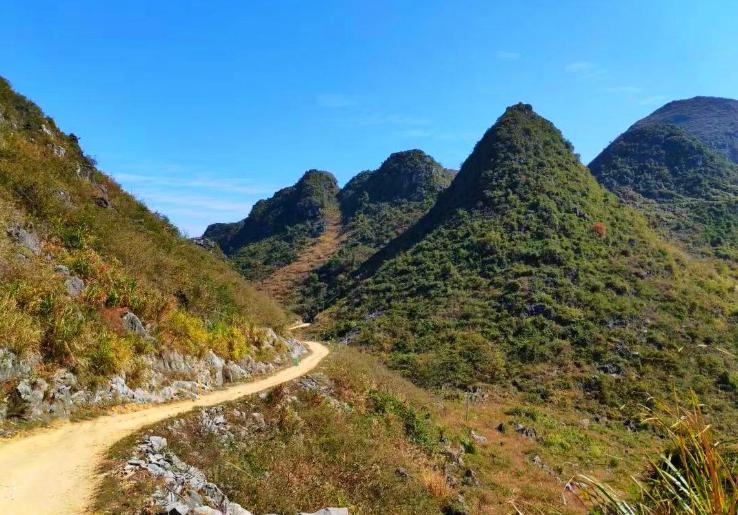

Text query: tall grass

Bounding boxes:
[580,397,738,514]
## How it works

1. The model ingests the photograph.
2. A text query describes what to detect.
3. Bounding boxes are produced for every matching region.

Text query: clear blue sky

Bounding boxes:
[2,1,737,235]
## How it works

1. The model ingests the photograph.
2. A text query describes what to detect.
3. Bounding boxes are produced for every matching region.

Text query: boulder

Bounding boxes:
[192,506,221,515]
[223,361,248,383]
[470,430,488,445]
[64,276,85,297]
[7,378,48,419]
[6,223,41,255]
[204,351,225,386]
[224,502,253,515]
[122,312,147,337]
[0,349,36,383]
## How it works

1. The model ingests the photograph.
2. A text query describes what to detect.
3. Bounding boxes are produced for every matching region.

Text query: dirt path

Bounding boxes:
[0,335,328,515]
[261,212,343,305]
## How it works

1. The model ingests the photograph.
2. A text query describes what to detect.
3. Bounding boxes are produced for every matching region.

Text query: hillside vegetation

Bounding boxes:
[0,77,286,391]
[204,170,339,283]
[322,104,738,422]
[205,150,453,317]
[297,150,454,318]
[633,96,738,164]
[590,121,738,258]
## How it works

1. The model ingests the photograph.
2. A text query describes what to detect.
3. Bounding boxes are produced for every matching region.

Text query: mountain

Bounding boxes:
[204,170,340,283]
[0,77,286,421]
[205,150,453,315]
[296,150,454,317]
[590,100,738,257]
[324,104,738,415]
[632,96,738,163]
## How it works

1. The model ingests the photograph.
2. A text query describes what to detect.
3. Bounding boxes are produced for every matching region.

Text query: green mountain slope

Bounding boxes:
[590,119,738,258]
[298,150,454,317]
[0,77,285,390]
[633,96,738,164]
[325,104,738,414]
[204,170,340,282]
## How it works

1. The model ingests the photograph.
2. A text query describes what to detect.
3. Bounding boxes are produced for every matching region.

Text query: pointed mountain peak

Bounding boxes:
[340,149,453,216]
[440,103,581,212]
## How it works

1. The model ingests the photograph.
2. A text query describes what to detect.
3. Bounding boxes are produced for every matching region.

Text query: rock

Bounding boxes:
[224,502,253,515]
[598,363,622,375]
[204,351,225,386]
[48,369,80,416]
[64,276,85,297]
[250,412,266,429]
[6,223,42,255]
[395,467,408,478]
[93,196,110,208]
[149,436,168,452]
[54,264,70,275]
[191,237,217,250]
[299,509,349,515]
[192,507,222,515]
[514,423,537,439]
[122,312,147,337]
[470,430,488,445]
[463,467,479,486]
[0,349,36,383]
[164,501,191,515]
[223,361,248,383]
[7,378,48,419]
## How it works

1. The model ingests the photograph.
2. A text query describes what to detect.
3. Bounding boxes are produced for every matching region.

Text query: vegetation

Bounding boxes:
[589,123,738,256]
[321,104,738,425]
[297,150,454,318]
[581,398,738,514]
[632,96,738,164]
[204,169,339,282]
[96,347,452,514]
[0,77,286,388]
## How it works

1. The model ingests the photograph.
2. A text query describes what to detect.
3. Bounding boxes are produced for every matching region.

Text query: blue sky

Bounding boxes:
[2,1,737,235]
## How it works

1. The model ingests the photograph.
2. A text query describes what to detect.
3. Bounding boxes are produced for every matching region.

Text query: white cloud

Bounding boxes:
[496,50,520,60]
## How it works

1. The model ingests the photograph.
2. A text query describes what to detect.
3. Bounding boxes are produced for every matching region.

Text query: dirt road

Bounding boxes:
[0,337,328,514]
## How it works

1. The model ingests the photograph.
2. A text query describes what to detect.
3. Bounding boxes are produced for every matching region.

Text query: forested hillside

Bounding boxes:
[321,104,738,423]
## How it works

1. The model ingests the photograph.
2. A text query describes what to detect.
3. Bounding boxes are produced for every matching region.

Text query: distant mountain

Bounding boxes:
[205,150,453,314]
[590,99,738,257]
[323,104,738,414]
[296,150,454,317]
[204,170,340,282]
[633,96,738,163]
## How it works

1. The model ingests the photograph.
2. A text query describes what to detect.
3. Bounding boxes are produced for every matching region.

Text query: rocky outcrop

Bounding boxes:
[6,223,42,255]
[123,435,254,515]
[124,435,348,515]
[1,330,309,426]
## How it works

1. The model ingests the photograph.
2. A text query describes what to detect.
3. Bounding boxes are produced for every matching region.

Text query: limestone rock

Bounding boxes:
[64,276,85,297]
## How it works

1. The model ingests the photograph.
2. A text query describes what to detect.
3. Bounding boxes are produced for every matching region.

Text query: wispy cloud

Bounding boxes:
[113,172,273,195]
[603,85,642,95]
[565,61,595,73]
[638,95,667,106]
[496,50,520,60]
[104,162,279,236]
[565,61,606,80]
[352,113,431,127]
[316,93,357,108]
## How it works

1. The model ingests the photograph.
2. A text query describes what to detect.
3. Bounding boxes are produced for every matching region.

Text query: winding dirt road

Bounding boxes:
[0,336,328,514]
